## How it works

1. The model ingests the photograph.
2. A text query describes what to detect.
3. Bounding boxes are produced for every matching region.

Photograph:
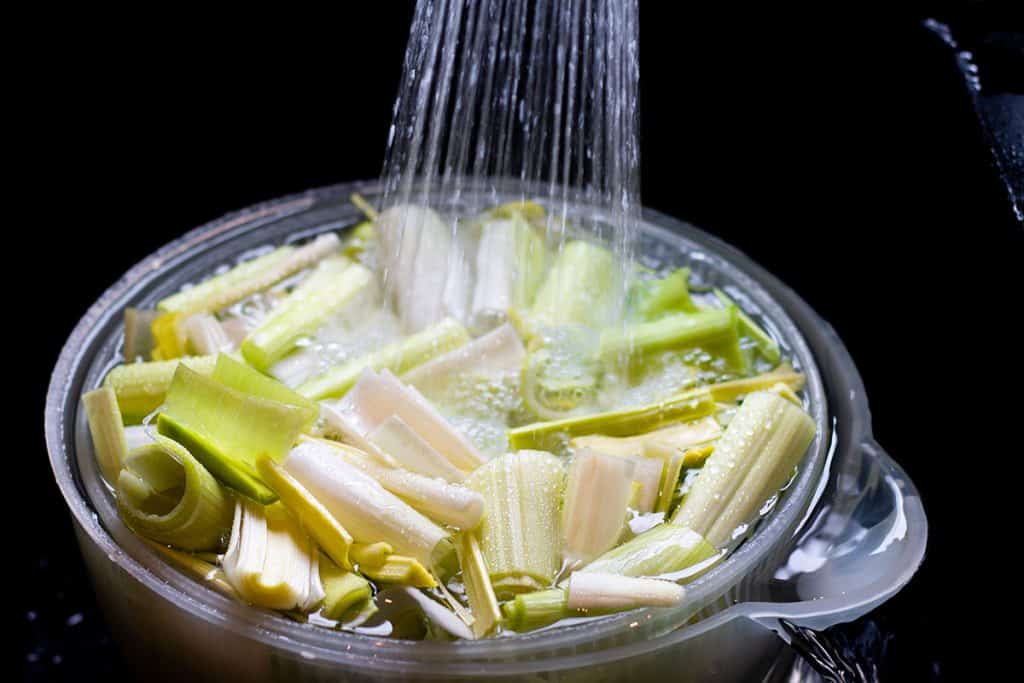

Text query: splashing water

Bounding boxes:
[377,0,642,331]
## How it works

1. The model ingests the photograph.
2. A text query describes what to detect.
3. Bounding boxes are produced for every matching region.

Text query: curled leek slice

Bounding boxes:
[116,435,234,551]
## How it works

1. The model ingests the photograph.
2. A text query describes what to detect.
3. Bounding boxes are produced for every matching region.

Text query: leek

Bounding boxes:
[520,325,602,419]
[184,314,234,355]
[310,439,484,530]
[241,258,372,370]
[367,415,466,483]
[470,213,546,332]
[103,354,218,424]
[582,524,717,580]
[150,312,188,360]
[116,436,234,551]
[124,425,156,451]
[123,308,158,361]
[465,450,564,598]
[508,389,716,453]
[298,318,471,400]
[455,532,501,638]
[566,572,684,610]
[281,441,450,568]
[255,455,353,570]
[713,289,780,364]
[628,268,698,321]
[528,240,618,331]
[141,539,237,598]
[343,220,376,259]
[501,589,569,632]
[222,500,326,611]
[569,416,721,458]
[349,542,436,588]
[158,234,343,316]
[597,307,737,362]
[158,365,311,503]
[562,449,635,565]
[319,557,372,620]
[623,455,664,513]
[671,391,816,547]
[82,386,129,483]
[211,354,318,430]
[705,363,805,403]
[402,323,525,395]
[335,368,484,472]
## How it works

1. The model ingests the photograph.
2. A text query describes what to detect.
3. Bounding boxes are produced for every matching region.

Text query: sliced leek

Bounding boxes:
[211,353,318,430]
[713,288,780,364]
[298,317,470,400]
[401,322,525,394]
[705,363,805,403]
[104,354,218,424]
[465,450,564,598]
[582,524,717,580]
[567,572,684,610]
[509,389,716,453]
[82,386,129,483]
[184,313,234,355]
[157,247,295,314]
[319,557,372,620]
[501,589,569,632]
[366,415,466,482]
[671,391,815,547]
[123,307,159,361]
[455,532,501,638]
[528,240,618,331]
[470,214,547,332]
[241,258,372,370]
[562,449,635,565]
[222,500,326,611]
[281,441,450,568]
[116,435,234,551]
[569,416,721,458]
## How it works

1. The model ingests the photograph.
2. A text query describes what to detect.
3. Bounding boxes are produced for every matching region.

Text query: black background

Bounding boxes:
[19,3,1021,681]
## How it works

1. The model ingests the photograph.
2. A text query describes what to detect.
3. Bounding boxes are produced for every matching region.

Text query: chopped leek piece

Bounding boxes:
[343,220,376,258]
[116,436,234,551]
[150,312,188,360]
[319,557,372,620]
[367,415,466,483]
[562,449,635,565]
[465,450,564,598]
[82,386,129,483]
[350,193,379,221]
[222,500,326,611]
[671,391,816,547]
[713,289,780,364]
[211,354,318,430]
[508,389,716,453]
[184,313,234,355]
[501,589,569,632]
[141,538,237,598]
[628,268,698,321]
[123,308,158,361]
[528,240,618,331]
[158,365,311,502]
[681,444,714,468]
[583,524,717,580]
[124,425,156,451]
[470,213,547,331]
[157,247,295,314]
[402,323,525,395]
[597,307,737,362]
[350,543,436,588]
[767,381,802,406]
[241,258,371,370]
[520,325,601,419]
[104,355,218,424]
[377,205,472,333]
[623,455,664,513]
[281,441,450,568]
[704,363,805,403]
[255,455,353,570]
[455,532,501,638]
[298,318,471,400]
[567,572,684,610]
[569,416,722,457]
[310,439,484,530]
[336,368,484,471]
[350,541,395,567]
[400,586,474,639]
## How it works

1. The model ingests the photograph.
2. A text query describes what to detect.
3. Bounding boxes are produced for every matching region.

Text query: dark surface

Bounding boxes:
[20,3,1021,681]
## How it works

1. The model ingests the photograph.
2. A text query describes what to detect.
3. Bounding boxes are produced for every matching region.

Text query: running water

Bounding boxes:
[377,0,641,333]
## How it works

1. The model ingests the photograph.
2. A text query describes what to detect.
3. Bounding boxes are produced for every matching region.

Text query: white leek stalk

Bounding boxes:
[349,542,436,587]
[569,416,721,458]
[465,450,564,598]
[401,323,525,395]
[82,386,129,483]
[335,368,484,472]
[281,441,450,568]
[470,215,546,332]
[367,415,465,482]
[562,449,635,565]
[582,524,717,580]
[566,572,684,610]
[621,455,664,513]
[124,425,156,452]
[671,391,816,547]
[222,500,325,611]
[184,313,234,355]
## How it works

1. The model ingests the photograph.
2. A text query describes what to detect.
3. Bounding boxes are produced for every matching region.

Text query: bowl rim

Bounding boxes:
[45,180,840,675]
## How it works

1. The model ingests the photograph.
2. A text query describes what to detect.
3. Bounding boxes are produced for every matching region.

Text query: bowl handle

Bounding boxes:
[743,438,928,637]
